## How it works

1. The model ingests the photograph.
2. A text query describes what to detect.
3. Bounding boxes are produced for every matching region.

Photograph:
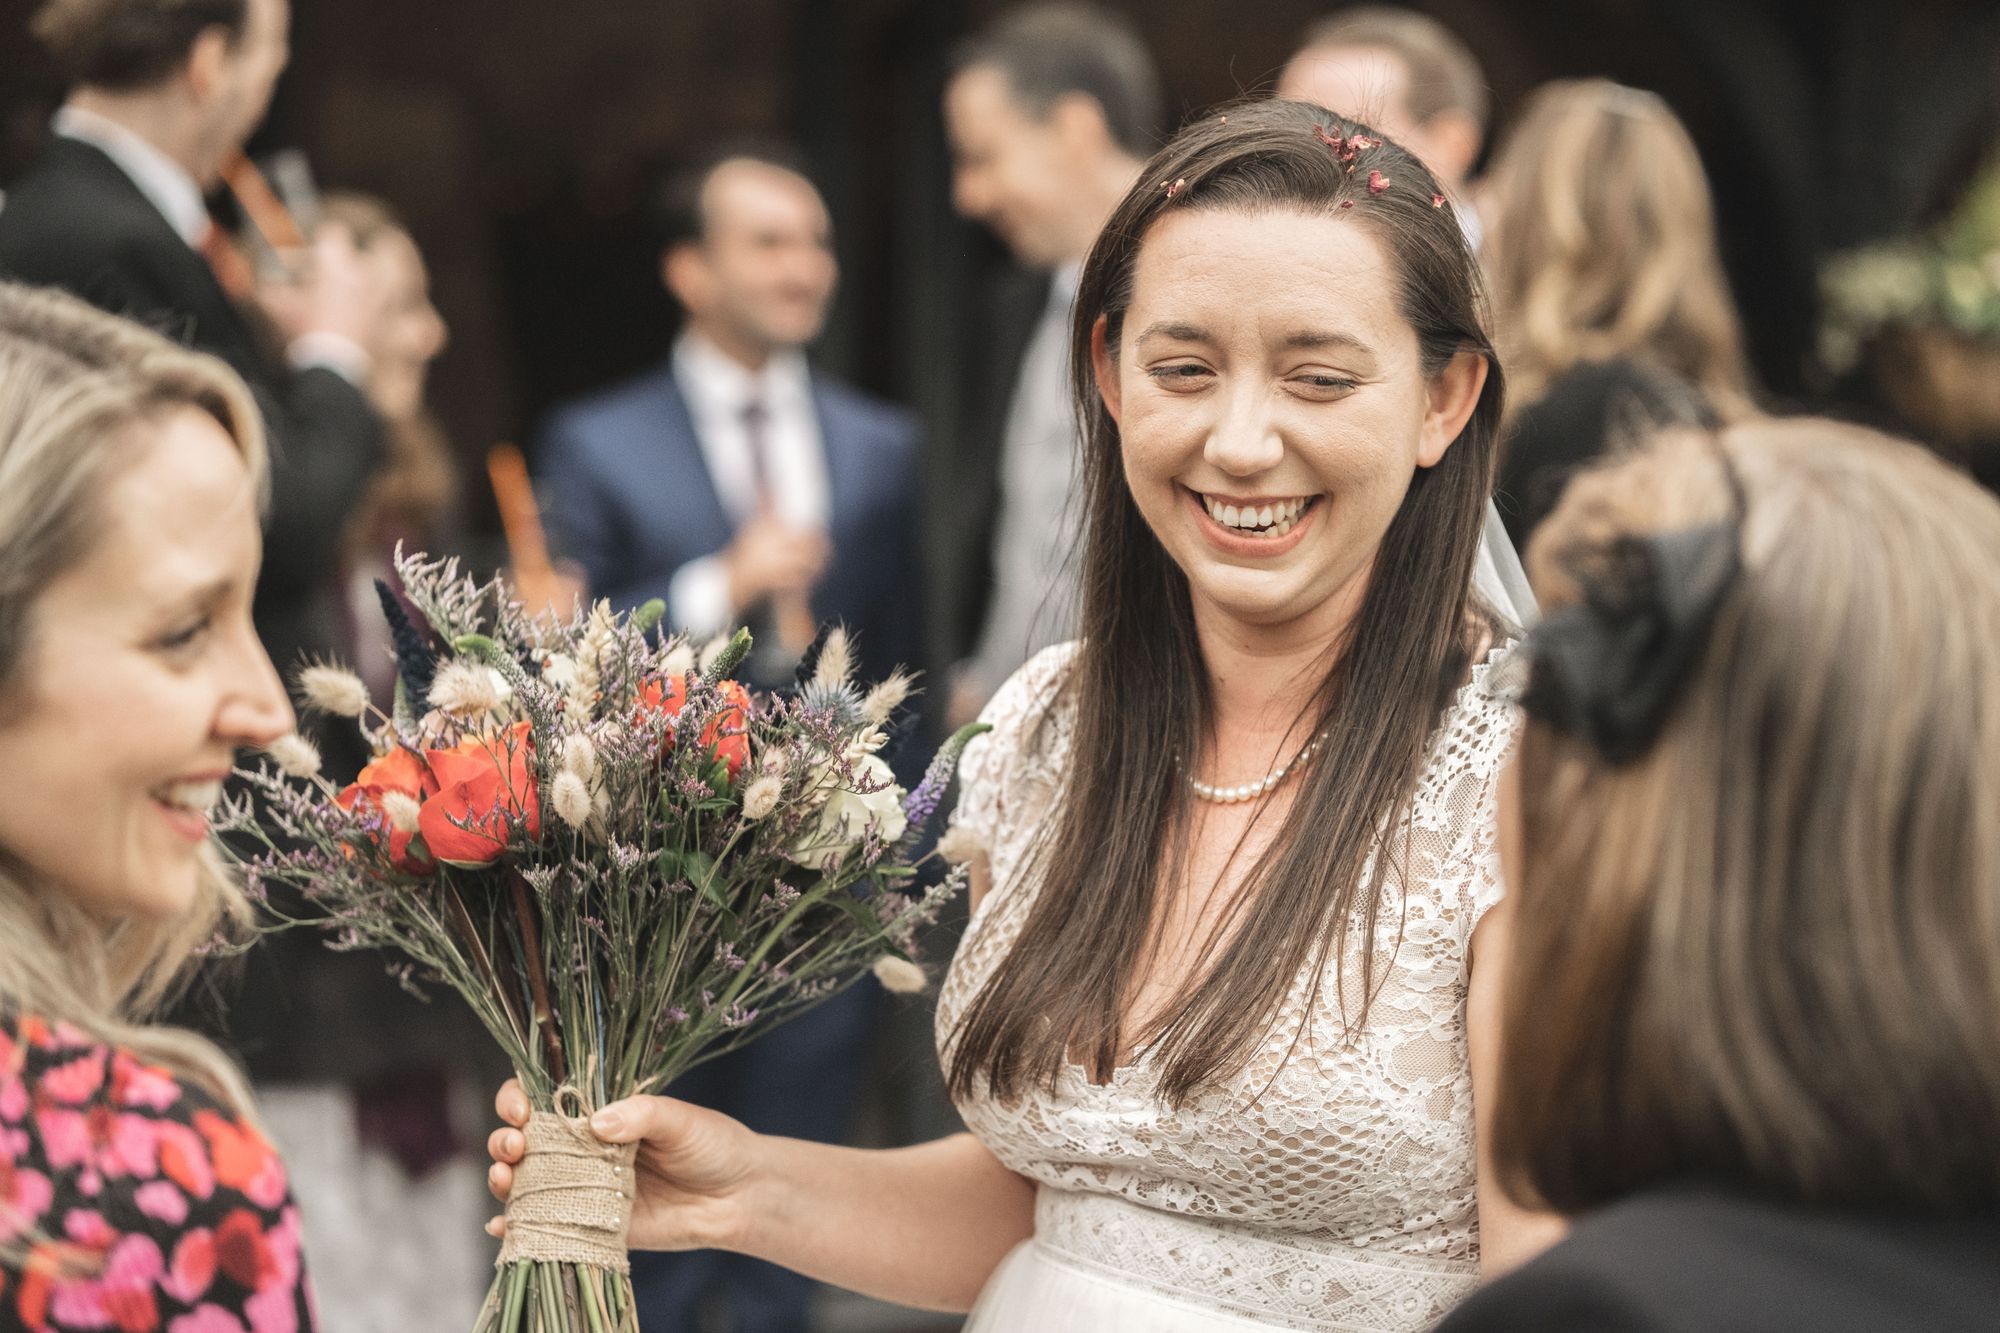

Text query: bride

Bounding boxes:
[487,98,1552,1331]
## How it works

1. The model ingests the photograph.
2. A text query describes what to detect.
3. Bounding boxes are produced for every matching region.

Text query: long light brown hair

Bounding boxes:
[1499,419,2000,1213]
[945,99,1505,1106]
[0,282,268,1115]
[1482,80,1755,421]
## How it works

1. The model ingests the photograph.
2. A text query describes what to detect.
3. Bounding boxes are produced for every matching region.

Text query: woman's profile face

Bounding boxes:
[0,408,292,919]
[1097,205,1482,635]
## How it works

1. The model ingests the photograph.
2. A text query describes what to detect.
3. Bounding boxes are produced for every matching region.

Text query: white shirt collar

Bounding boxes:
[52,105,209,248]
[673,328,813,420]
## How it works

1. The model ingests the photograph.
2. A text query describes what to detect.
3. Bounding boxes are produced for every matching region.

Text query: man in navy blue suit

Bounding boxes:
[537,147,921,1333]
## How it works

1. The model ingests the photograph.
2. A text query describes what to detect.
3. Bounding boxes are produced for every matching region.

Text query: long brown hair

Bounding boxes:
[946,99,1505,1106]
[1500,419,2000,1213]
[1482,80,1755,421]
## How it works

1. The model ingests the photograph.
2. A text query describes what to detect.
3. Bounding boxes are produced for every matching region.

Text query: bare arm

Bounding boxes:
[1467,897,1569,1277]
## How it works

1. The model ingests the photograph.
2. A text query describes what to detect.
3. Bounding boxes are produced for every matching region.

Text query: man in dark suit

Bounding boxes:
[0,0,390,683]
[935,5,1161,726]
[540,148,921,696]
[537,147,920,1333]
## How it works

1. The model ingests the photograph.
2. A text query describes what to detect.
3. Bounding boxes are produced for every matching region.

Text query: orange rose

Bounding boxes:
[418,721,541,867]
[336,746,438,874]
[638,675,751,781]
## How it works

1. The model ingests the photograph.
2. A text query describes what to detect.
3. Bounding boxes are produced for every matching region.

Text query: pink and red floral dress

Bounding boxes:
[0,1015,316,1333]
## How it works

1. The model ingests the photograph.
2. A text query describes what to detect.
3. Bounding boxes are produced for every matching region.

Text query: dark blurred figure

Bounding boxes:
[540,147,919,695]
[0,0,390,685]
[539,146,917,1333]
[1481,81,1756,551]
[1277,6,1487,241]
[936,4,1158,726]
[1441,420,2000,1331]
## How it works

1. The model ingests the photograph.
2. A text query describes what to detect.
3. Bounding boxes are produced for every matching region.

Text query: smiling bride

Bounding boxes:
[486,97,1554,1332]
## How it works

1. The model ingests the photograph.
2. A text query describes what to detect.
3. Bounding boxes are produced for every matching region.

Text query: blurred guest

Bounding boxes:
[0,0,391,685]
[937,3,1159,725]
[1481,81,1755,548]
[247,192,496,1333]
[313,193,458,708]
[1441,419,2000,1331]
[0,282,310,1330]
[540,147,919,694]
[538,145,917,1333]
[1277,7,1488,235]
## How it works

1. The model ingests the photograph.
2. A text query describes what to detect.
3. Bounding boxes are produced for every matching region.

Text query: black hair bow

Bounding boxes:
[1521,519,1741,764]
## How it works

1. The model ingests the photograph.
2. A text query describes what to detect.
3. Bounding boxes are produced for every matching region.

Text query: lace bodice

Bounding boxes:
[937,642,1522,1330]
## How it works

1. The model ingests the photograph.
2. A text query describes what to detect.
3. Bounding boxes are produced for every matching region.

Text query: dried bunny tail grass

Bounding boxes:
[812,627,853,690]
[550,771,593,830]
[860,671,916,725]
[379,791,422,834]
[872,956,929,994]
[296,662,371,718]
[660,641,696,678]
[741,775,783,821]
[560,733,598,782]
[264,733,322,778]
[429,661,511,715]
[936,824,984,866]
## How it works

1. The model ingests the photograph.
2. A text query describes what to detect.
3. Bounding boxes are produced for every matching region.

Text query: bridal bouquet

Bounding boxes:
[222,552,979,1333]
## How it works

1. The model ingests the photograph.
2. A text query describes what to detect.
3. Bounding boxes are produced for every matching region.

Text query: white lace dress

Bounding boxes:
[936,642,1521,1332]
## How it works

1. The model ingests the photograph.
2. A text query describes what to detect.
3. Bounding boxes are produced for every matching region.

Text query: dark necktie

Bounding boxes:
[736,396,816,670]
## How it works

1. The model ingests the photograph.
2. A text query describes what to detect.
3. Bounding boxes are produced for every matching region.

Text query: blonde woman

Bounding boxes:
[1480,80,1756,547]
[1443,420,2000,1330]
[0,283,308,1329]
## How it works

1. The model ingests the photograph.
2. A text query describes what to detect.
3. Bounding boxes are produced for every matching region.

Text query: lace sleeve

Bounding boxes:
[946,642,1080,864]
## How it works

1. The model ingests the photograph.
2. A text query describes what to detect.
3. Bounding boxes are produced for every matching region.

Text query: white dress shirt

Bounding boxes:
[968,261,1084,693]
[667,329,831,637]
[51,105,369,384]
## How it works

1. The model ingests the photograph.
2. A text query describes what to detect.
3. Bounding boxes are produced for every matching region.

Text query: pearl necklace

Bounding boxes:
[1188,729,1330,804]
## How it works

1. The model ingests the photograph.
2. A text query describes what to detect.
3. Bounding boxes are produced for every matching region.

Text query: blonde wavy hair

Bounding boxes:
[1482,79,1755,421]
[0,282,269,1115]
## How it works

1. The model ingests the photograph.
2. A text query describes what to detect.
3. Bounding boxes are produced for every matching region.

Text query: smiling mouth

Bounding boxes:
[1197,492,1322,539]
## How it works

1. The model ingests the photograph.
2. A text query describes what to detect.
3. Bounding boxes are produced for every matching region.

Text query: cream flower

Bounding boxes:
[787,753,906,868]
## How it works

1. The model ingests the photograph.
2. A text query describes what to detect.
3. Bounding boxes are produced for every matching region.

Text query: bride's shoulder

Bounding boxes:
[948,643,1081,855]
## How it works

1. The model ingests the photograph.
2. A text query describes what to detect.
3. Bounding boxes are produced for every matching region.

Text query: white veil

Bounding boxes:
[1473,500,1537,631]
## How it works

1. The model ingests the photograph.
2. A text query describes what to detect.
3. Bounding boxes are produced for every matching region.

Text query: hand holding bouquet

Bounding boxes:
[225,552,980,1333]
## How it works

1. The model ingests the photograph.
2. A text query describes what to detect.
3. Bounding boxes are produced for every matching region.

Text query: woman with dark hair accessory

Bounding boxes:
[487,99,1553,1330]
[1440,419,2000,1332]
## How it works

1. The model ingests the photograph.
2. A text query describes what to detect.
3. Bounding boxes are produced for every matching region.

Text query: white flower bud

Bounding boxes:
[551,771,593,829]
[265,733,322,778]
[660,642,696,678]
[298,664,371,718]
[872,956,928,994]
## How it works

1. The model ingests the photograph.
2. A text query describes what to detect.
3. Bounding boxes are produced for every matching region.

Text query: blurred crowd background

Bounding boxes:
[2,1,1997,1330]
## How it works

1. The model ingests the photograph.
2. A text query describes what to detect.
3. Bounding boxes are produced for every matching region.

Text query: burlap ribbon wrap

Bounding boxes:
[497,1110,640,1273]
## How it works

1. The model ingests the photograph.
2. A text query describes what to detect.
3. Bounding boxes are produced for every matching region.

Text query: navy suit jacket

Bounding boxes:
[537,358,923,690]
